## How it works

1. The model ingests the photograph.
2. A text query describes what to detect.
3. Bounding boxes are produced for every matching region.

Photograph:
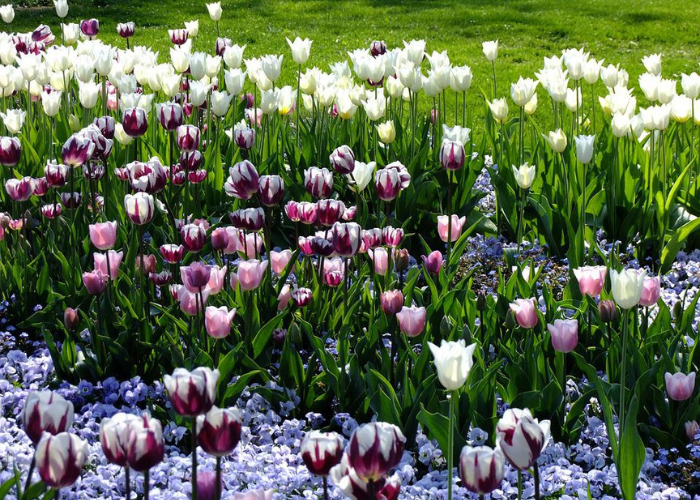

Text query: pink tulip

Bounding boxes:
[437,214,466,243]
[685,421,699,440]
[368,248,389,275]
[572,266,607,297]
[509,298,538,329]
[178,287,211,316]
[278,284,292,310]
[547,319,578,353]
[82,270,108,295]
[229,272,239,291]
[223,227,243,255]
[324,257,345,277]
[638,276,661,307]
[397,306,426,337]
[665,372,696,401]
[381,290,404,315]
[207,265,227,295]
[238,259,267,291]
[231,490,275,500]
[94,250,123,280]
[270,250,293,275]
[211,227,229,251]
[89,221,117,250]
[422,250,443,275]
[205,306,237,338]
[181,262,212,292]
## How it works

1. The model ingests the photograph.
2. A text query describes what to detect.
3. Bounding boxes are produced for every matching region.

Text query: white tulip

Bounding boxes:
[428,339,477,391]
[184,20,199,38]
[512,163,536,190]
[261,54,283,83]
[642,53,662,76]
[79,81,100,109]
[681,72,700,100]
[54,0,68,18]
[543,129,567,153]
[224,68,246,95]
[510,76,538,107]
[41,90,62,117]
[0,109,25,134]
[0,5,14,24]
[488,98,508,124]
[223,44,246,69]
[610,268,646,309]
[450,65,472,92]
[611,113,631,138]
[276,86,295,116]
[206,2,222,21]
[574,135,595,164]
[347,161,375,192]
[286,37,312,65]
[482,40,498,62]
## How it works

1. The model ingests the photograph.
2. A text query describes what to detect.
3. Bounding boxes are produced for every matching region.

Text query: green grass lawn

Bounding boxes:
[7,0,700,117]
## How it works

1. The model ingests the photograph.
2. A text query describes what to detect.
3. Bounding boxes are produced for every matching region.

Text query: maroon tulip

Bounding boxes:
[181,261,212,292]
[258,175,284,206]
[158,102,184,131]
[22,391,74,445]
[122,108,148,138]
[422,250,443,275]
[93,116,116,139]
[301,431,344,476]
[234,127,255,150]
[169,28,189,46]
[375,162,410,201]
[370,40,387,57]
[127,158,167,193]
[362,228,383,250]
[211,227,229,251]
[439,139,466,171]
[197,471,221,500]
[317,199,346,226]
[126,414,165,472]
[117,22,135,38]
[298,202,318,225]
[292,287,312,307]
[196,406,242,456]
[161,244,185,264]
[298,236,314,256]
[137,254,157,275]
[60,191,82,209]
[215,37,232,57]
[62,134,95,167]
[225,160,259,200]
[311,236,334,257]
[80,18,100,37]
[181,223,207,253]
[180,150,204,171]
[346,422,406,482]
[229,207,265,231]
[36,433,88,489]
[100,413,141,467]
[329,145,355,174]
[382,226,404,248]
[44,162,68,187]
[5,177,35,201]
[163,367,219,417]
[285,201,300,222]
[40,203,61,219]
[32,25,53,43]
[304,167,333,198]
[332,222,361,257]
[0,136,21,166]
[176,125,200,152]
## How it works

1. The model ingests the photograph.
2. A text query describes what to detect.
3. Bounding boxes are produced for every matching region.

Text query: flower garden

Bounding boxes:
[1,1,700,499]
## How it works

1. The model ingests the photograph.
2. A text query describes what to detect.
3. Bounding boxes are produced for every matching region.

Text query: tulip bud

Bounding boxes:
[496,408,550,470]
[329,145,356,174]
[685,420,699,441]
[459,445,505,495]
[673,300,683,321]
[381,290,404,315]
[22,391,74,445]
[665,372,696,401]
[64,307,79,330]
[396,305,426,337]
[476,291,487,311]
[301,431,344,476]
[598,300,617,323]
[394,248,410,272]
[347,422,405,482]
[509,298,538,329]
[197,471,221,500]
[292,287,312,307]
[126,414,165,472]
[440,315,454,337]
[100,413,141,466]
[505,309,517,329]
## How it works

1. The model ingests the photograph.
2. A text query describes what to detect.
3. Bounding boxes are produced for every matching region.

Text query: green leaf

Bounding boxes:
[618,395,645,500]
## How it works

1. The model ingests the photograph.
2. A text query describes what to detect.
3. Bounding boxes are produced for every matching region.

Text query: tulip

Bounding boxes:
[512,163,536,190]
[642,53,662,76]
[381,290,404,315]
[158,102,184,131]
[210,228,229,252]
[80,18,99,37]
[382,226,404,248]
[64,308,79,331]
[330,145,356,174]
[100,412,141,466]
[496,408,550,470]
[422,250,443,275]
[181,261,212,292]
[60,192,82,209]
[368,248,389,275]
[122,107,148,138]
[317,199,346,226]
[62,134,95,167]
[682,72,700,100]
[286,36,312,65]
[197,406,242,456]
[169,28,189,46]
[638,275,661,307]
[665,372,696,401]
[437,214,466,243]
[543,129,567,153]
[261,54,283,83]
[231,490,275,500]
[488,98,508,124]
[94,250,123,280]
[258,175,285,206]
[292,287,312,307]
[573,265,606,297]
[136,254,157,275]
[330,454,401,500]
[396,306,426,337]
[332,222,361,257]
[459,445,505,495]
[126,414,165,472]
[347,422,405,482]
[599,300,618,323]
[5,177,35,201]
[234,126,255,149]
[301,431,344,476]
[547,319,579,353]
[277,284,292,310]
[610,268,646,309]
[304,166,334,199]
[429,339,477,391]
[510,77,538,107]
[35,432,88,489]
[376,121,396,144]
[205,306,236,339]
[124,193,154,225]
[237,259,267,291]
[177,124,200,152]
[226,160,259,200]
[22,391,74,445]
[509,298,538,329]
[82,270,108,295]
[574,135,595,164]
[374,167,402,201]
[439,140,466,171]
[197,471,221,500]
[207,2,222,21]
[161,244,184,264]
[178,286,211,316]
[0,109,25,135]
[348,160,375,192]
[482,40,498,61]
[117,21,135,38]
[685,421,699,441]
[211,91,233,117]
[181,223,207,253]
[0,136,21,166]
[270,250,293,275]
[54,0,68,18]
[164,367,219,417]
[89,221,117,250]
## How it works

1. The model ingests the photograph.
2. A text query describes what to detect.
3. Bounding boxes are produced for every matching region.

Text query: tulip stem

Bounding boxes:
[620,309,629,433]
[125,466,131,500]
[22,456,35,500]
[322,476,329,500]
[534,462,541,500]
[144,469,150,500]
[446,169,454,270]
[215,456,222,500]
[447,390,456,500]
[517,470,523,500]
[192,417,198,500]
